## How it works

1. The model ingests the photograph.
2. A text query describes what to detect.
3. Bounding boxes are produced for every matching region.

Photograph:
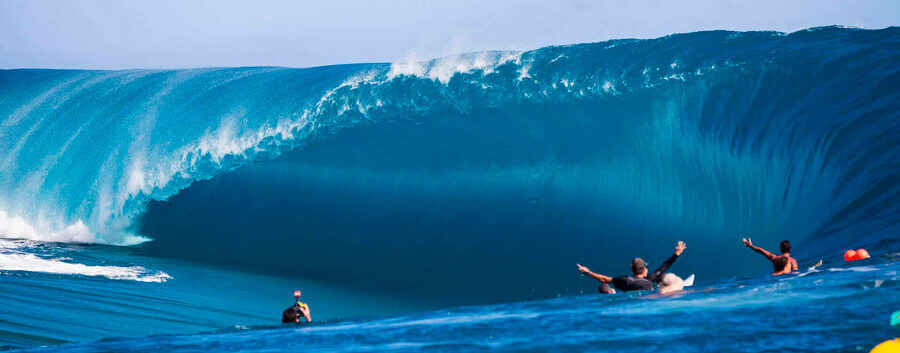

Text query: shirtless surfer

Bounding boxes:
[742,238,798,276]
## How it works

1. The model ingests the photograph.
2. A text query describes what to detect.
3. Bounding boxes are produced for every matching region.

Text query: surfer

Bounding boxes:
[577,241,686,292]
[282,291,312,323]
[741,238,798,276]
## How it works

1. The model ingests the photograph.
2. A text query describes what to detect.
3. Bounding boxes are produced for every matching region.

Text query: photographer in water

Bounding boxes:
[282,290,312,323]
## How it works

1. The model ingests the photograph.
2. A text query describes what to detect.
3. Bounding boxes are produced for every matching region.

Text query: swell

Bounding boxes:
[131,27,898,303]
[0,27,897,289]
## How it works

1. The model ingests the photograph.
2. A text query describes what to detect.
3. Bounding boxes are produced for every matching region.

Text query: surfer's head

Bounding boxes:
[631,258,647,276]
[780,240,791,254]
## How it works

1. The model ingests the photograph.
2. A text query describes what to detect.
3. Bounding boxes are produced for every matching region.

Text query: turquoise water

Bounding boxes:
[0,240,428,348]
[0,26,898,351]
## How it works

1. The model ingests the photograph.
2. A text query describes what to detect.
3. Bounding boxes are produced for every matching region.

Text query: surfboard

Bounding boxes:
[683,274,695,287]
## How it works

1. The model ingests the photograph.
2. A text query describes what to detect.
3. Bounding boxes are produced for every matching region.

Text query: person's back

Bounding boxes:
[610,258,657,292]
[611,276,655,291]
[772,256,792,276]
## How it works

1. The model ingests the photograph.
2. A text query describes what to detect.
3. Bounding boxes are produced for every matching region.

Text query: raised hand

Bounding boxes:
[577,264,590,274]
[742,237,753,247]
[675,241,687,255]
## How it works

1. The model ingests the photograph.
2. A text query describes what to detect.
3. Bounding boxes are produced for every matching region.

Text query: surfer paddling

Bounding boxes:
[741,238,798,276]
[577,241,686,292]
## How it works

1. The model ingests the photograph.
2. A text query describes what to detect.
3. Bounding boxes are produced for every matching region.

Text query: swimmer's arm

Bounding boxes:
[300,305,311,322]
[577,264,612,283]
[648,254,679,282]
[790,258,798,271]
[742,238,776,260]
[648,241,685,282]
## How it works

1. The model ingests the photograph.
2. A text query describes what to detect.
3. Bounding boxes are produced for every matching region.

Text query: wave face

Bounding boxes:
[1,27,898,301]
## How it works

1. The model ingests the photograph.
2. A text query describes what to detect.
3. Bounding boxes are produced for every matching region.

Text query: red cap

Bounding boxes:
[293,290,302,298]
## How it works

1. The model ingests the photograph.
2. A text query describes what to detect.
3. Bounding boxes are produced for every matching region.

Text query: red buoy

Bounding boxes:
[844,249,857,262]
[844,249,871,261]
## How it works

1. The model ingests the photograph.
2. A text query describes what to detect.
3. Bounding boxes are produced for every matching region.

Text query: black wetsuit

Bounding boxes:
[610,254,679,292]
[282,303,304,323]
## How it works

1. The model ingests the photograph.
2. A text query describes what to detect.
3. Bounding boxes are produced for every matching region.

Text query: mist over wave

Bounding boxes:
[0,27,897,295]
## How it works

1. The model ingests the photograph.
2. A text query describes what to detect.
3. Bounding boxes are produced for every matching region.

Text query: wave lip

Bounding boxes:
[0,240,170,282]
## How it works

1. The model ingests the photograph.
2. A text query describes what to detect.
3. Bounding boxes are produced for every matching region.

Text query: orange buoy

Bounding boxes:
[844,248,871,261]
[844,249,857,262]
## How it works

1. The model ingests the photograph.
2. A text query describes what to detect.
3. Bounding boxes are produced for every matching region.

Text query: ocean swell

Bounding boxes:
[0,26,896,263]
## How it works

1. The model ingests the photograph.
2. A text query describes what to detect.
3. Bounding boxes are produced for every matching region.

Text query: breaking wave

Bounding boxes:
[0,27,896,290]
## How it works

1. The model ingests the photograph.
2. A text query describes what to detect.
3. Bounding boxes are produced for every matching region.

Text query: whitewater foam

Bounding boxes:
[0,239,170,282]
[0,211,95,243]
[387,51,522,83]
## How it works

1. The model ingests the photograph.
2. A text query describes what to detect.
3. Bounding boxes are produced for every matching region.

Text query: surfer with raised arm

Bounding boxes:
[577,241,686,292]
[741,238,798,276]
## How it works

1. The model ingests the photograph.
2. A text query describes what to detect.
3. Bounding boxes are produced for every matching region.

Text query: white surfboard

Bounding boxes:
[683,274,695,287]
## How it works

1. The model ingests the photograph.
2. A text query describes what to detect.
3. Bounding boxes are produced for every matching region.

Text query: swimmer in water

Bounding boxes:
[282,292,312,323]
[577,241,686,292]
[742,238,798,276]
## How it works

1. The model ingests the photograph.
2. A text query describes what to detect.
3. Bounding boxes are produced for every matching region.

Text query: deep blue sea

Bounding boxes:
[0,26,898,352]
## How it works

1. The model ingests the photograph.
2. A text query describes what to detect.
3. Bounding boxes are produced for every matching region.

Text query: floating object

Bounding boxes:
[683,274,695,287]
[871,338,900,353]
[293,290,302,298]
[892,310,900,327]
[856,249,870,260]
[844,249,870,262]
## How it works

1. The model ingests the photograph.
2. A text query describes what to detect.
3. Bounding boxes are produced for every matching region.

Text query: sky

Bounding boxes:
[1,0,898,69]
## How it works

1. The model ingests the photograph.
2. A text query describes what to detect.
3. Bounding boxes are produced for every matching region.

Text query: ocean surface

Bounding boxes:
[0,26,898,351]
[11,258,900,353]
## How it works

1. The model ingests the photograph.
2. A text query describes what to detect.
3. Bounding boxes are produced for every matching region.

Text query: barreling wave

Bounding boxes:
[0,26,897,261]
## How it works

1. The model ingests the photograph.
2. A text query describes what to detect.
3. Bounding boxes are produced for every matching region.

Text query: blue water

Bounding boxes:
[11,258,900,353]
[1,26,898,351]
